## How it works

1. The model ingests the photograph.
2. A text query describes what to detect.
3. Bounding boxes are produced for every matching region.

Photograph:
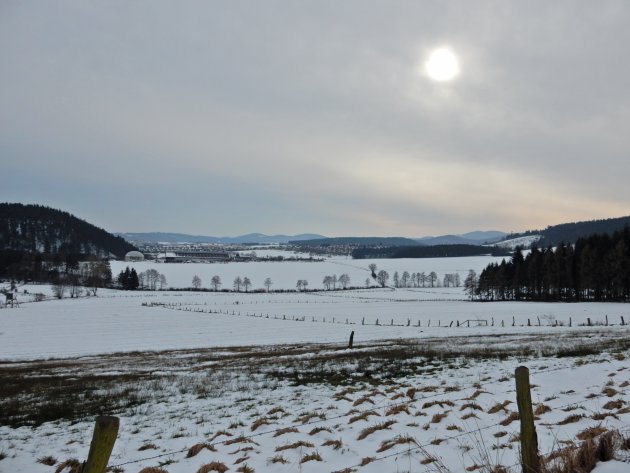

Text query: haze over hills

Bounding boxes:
[117,232,327,245]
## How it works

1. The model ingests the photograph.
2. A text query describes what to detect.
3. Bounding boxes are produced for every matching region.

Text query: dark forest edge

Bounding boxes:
[353,244,511,259]
[472,227,630,302]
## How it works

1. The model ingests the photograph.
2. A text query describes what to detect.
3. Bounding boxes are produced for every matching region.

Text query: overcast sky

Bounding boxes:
[2,1,629,237]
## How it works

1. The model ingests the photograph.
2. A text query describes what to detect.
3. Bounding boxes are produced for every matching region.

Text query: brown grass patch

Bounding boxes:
[349,410,380,424]
[390,392,405,401]
[461,412,479,420]
[359,456,376,466]
[423,400,455,409]
[460,402,483,412]
[422,456,438,465]
[534,404,552,415]
[499,412,519,426]
[275,441,314,452]
[322,438,343,450]
[557,414,584,425]
[376,435,416,452]
[488,400,511,414]
[385,404,410,416]
[138,443,159,451]
[577,426,608,441]
[295,411,326,424]
[352,396,375,407]
[229,447,254,455]
[357,420,396,440]
[300,451,323,463]
[493,431,508,438]
[591,411,618,421]
[273,427,299,437]
[308,426,332,435]
[465,389,489,400]
[235,465,253,473]
[431,412,449,424]
[224,436,259,446]
[269,454,288,464]
[233,456,249,465]
[603,399,624,410]
[431,437,446,445]
[446,424,462,431]
[209,430,233,442]
[139,468,169,473]
[251,417,273,431]
[187,443,217,458]
[55,459,81,473]
[267,407,286,416]
[197,463,229,473]
[38,456,57,466]
[601,387,618,397]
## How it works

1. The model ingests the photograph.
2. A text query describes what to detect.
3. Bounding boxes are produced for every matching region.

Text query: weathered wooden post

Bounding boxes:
[621,316,626,326]
[82,416,119,473]
[348,331,354,349]
[515,367,540,473]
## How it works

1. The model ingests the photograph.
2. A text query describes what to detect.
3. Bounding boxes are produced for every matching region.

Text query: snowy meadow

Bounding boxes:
[1,255,629,472]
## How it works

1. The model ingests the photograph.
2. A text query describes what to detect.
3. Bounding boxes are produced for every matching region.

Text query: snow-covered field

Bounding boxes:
[1,255,629,472]
[110,255,505,291]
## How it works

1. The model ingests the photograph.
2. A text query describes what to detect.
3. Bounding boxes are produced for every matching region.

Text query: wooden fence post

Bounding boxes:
[82,416,119,473]
[348,331,354,349]
[515,367,540,473]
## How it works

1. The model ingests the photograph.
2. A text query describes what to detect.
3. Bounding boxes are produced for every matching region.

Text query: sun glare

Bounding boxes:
[425,48,460,82]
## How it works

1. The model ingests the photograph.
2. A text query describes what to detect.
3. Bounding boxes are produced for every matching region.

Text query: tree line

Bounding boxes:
[474,228,630,301]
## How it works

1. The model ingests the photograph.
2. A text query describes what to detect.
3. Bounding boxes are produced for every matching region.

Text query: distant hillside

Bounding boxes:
[417,231,507,246]
[118,232,325,244]
[0,203,136,258]
[353,244,509,259]
[290,236,420,247]
[504,215,630,248]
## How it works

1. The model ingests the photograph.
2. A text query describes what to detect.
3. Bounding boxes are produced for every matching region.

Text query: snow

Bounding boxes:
[1,255,628,472]
[492,235,541,250]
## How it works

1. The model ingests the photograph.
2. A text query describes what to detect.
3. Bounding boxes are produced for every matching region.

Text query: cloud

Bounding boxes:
[1,1,629,235]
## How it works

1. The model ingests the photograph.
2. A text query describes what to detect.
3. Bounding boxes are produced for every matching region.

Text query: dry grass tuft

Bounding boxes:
[235,465,253,473]
[423,400,455,409]
[603,399,624,410]
[385,404,410,416]
[557,414,584,425]
[499,412,519,426]
[295,411,326,424]
[275,441,314,452]
[300,451,323,463]
[209,430,233,442]
[322,439,343,450]
[601,387,618,397]
[197,462,229,473]
[55,459,82,473]
[461,412,479,420]
[352,396,375,407]
[534,404,552,415]
[446,424,462,432]
[544,432,618,473]
[488,400,511,414]
[421,456,438,465]
[273,427,299,437]
[357,420,396,440]
[376,435,416,452]
[390,392,405,401]
[359,456,376,466]
[229,447,254,455]
[431,412,449,424]
[577,426,608,441]
[349,410,380,424]
[493,431,508,438]
[267,406,286,415]
[138,443,159,451]
[224,436,259,446]
[37,455,57,466]
[139,468,169,473]
[187,443,217,458]
[465,389,489,400]
[430,437,446,445]
[460,402,483,412]
[591,411,618,421]
[269,454,288,464]
[250,417,272,431]
[309,426,332,435]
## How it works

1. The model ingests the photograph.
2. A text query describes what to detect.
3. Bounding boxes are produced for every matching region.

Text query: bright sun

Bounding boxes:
[425,48,460,82]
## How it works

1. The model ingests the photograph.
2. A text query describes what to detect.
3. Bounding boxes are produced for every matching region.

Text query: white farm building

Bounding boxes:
[124,251,145,262]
